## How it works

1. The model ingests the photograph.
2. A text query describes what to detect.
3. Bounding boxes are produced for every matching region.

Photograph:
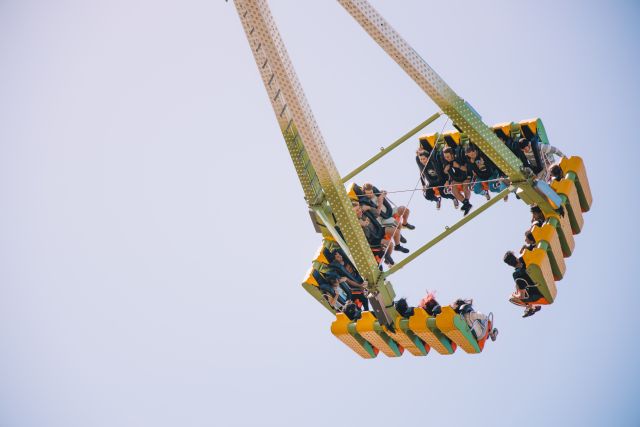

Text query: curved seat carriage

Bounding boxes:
[233,0,593,359]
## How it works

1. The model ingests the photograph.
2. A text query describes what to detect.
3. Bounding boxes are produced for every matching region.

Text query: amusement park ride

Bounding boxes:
[231,0,592,358]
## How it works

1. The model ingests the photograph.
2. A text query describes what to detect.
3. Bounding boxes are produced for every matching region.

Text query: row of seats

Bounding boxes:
[330,304,493,358]
[301,238,351,312]
[519,156,592,306]
[421,118,548,150]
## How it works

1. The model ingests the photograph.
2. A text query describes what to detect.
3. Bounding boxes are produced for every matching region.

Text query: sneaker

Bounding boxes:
[484,190,491,201]
[436,197,442,210]
[462,201,473,216]
[394,245,410,253]
[384,254,395,265]
[453,199,459,209]
[400,235,407,244]
[489,328,498,341]
[522,306,541,318]
[403,223,415,230]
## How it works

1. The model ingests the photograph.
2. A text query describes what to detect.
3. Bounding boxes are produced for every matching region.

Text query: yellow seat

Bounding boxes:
[356,312,403,357]
[418,133,439,150]
[522,248,557,304]
[302,266,318,287]
[407,307,456,355]
[347,182,360,201]
[301,267,337,312]
[442,130,461,146]
[532,224,566,280]
[551,179,584,235]
[492,122,513,141]
[313,245,330,266]
[435,306,482,354]
[546,212,574,258]
[384,317,429,356]
[559,156,592,212]
[331,313,378,359]
[519,118,539,139]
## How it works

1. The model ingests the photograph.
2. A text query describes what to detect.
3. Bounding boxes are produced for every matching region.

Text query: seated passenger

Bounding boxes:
[352,201,395,265]
[416,150,456,210]
[329,249,369,310]
[451,298,498,341]
[360,182,411,254]
[442,147,473,215]
[395,297,415,319]
[321,273,353,310]
[503,251,543,318]
[530,205,546,229]
[418,291,443,316]
[464,144,508,201]
[517,138,566,180]
[343,302,362,321]
[548,164,564,183]
[361,182,414,229]
[521,230,537,253]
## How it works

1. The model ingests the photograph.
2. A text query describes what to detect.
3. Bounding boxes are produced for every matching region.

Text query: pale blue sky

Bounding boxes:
[1,1,639,426]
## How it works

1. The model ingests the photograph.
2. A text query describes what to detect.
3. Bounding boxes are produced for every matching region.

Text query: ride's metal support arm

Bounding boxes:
[337,0,555,214]
[233,1,393,306]
[383,188,511,277]
[341,111,441,183]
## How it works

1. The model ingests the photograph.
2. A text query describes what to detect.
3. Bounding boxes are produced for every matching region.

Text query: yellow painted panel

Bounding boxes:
[331,314,376,359]
[356,312,402,357]
[532,224,566,280]
[435,307,478,354]
[418,133,439,148]
[551,179,584,234]
[548,212,574,257]
[408,308,454,355]
[302,266,318,287]
[559,156,592,212]
[522,248,558,303]
[492,122,512,136]
[347,182,359,201]
[384,317,426,356]
[443,130,461,145]
[519,118,538,135]
[313,245,329,265]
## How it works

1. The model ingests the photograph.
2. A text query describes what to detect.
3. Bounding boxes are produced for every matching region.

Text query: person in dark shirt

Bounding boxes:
[395,298,415,319]
[416,150,456,210]
[548,164,564,183]
[418,291,443,316]
[530,205,546,229]
[521,230,536,253]
[464,144,508,200]
[360,182,411,254]
[503,251,543,318]
[329,249,369,310]
[352,202,395,265]
[442,147,473,215]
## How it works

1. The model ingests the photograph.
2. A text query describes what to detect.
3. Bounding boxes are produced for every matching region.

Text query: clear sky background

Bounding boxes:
[1,1,639,426]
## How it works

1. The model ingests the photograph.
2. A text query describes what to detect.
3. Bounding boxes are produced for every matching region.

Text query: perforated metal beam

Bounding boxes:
[233,1,395,316]
[337,0,527,182]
